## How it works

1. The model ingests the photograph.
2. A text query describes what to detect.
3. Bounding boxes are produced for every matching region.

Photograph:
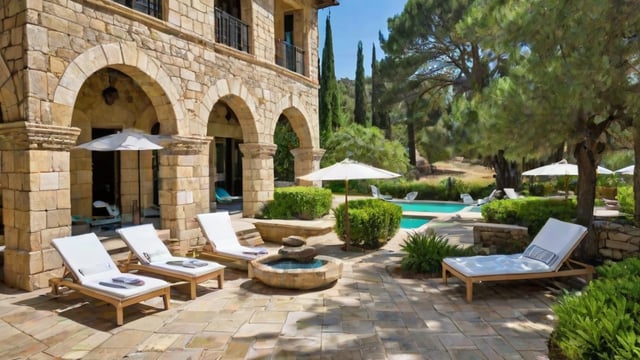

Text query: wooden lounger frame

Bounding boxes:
[442,258,594,303]
[197,244,252,271]
[120,251,224,300]
[49,267,171,326]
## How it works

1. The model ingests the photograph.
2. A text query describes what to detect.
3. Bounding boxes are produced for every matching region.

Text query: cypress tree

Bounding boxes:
[371,43,382,129]
[354,41,367,126]
[319,15,338,140]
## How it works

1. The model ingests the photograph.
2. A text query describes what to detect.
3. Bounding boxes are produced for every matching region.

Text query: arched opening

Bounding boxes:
[71,67,167,227]
[208,100,245,210]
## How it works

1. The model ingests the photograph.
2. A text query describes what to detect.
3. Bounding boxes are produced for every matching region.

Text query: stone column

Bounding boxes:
[0,122,80,291]
[291,147,325,186]
[158,135,212,255]
[238,143,277,217]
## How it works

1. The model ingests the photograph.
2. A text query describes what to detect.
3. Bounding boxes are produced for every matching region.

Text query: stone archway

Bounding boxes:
[272,96,323,184]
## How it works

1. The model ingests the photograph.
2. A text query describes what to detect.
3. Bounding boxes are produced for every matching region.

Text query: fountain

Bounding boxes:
[248,236,343,290]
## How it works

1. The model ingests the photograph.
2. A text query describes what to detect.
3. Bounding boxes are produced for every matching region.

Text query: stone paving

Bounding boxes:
[0,210,569,359]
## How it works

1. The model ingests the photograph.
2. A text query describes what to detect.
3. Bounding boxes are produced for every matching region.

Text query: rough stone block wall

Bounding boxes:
[594,220,640,260]
[473,223,530,254]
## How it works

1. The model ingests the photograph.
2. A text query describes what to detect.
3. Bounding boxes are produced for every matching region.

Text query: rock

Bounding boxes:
[282,236,306,247]
[278,246,318,263]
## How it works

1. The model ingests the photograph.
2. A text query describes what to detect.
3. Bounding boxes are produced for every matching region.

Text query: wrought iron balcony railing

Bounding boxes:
[215,8,250,53]
[275,40,305,75]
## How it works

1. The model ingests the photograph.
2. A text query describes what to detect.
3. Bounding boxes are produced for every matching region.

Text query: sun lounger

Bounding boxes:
[504,188,523,199]
[49,233,171,326]
[371,185,392,200]
[404,191,418,201]
[196,212,268,270]
[215,187,242,204]
[442,218,594,302]
[116,224,225,300]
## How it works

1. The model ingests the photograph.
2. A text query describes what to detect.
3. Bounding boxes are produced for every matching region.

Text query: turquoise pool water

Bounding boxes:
[400,216,430,229]
[391,201,467,213]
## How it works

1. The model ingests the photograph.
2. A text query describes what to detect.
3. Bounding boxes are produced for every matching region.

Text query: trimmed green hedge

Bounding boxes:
[481,197,577,235]
[376,178,493,201]
[333,198,402,249]
[260,186,332,220]
[551,258,640,359]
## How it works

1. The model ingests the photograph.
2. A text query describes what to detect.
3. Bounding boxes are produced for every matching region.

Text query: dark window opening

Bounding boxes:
[112,0,163,19]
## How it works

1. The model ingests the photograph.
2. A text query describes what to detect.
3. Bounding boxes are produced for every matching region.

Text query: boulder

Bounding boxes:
[282,236,306,247]
[278,246,318,263]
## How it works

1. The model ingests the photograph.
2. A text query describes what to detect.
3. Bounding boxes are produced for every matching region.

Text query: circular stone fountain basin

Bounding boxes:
[248,254,343,290]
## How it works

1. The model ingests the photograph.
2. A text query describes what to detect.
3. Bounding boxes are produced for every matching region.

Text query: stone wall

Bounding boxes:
[473,223,530,254]
[594,220,640,260]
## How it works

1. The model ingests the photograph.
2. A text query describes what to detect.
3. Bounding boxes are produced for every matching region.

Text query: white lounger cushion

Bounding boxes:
[117,224,225,276]
[443,218,587,277]
[52,233,169,299]
[196,212,268,259]
[442,254,552,277]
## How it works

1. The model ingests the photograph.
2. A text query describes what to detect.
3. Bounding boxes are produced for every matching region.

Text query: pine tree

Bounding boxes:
[353,41,367,126]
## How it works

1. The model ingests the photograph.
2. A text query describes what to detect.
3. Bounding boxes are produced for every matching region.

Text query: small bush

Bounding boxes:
[333,198,402,249]
[551,258,640,359]
[481,197,576,235]
[617,185,634,215]
[260,186,332,220]
[400,231,475,274]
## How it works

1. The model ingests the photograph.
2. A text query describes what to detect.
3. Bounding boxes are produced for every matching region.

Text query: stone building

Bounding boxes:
[0,0,337,291]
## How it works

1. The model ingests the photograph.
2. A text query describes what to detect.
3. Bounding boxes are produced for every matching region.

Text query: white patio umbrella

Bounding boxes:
[75,129,172,223]
[615,164,634,175]
[297,158,401,250]
[521,159,613,199]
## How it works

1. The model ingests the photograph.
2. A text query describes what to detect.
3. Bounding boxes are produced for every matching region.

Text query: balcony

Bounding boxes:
[275,40,305,75]
[215,8,250,53]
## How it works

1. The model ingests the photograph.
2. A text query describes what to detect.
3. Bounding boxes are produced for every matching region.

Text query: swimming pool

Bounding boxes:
[391,200,467,213]
[400,216,430,229]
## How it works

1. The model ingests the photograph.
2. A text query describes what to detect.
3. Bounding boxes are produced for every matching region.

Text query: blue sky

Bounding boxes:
[319,1,408,80]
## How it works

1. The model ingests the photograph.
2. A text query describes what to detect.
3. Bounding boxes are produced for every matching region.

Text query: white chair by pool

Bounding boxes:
[371,185,392,200]
[442,218,594,302]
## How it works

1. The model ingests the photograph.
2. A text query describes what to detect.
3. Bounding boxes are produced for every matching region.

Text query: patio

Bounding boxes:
[0,209,573,359]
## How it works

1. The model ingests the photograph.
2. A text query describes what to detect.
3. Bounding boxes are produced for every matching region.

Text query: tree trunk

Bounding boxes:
[573,137,605,262]
[634,124,640,225]
[491,149,519,190]
[407,121,416,166]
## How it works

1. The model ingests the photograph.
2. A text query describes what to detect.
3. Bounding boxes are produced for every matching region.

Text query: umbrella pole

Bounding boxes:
[344,179,349,252]
[136,152,142,224]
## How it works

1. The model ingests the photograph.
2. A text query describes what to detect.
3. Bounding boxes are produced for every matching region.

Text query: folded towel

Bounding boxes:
[166,259,209,268]
[243,247,268,255]
[112,276,145,286]
[99,281,127,289]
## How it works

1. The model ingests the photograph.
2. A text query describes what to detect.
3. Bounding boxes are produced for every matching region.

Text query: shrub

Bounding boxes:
[333,198,402,249]
[376,178,491,201]
[617,185,634,215]
[260,186,332,220]
[481,197,576,235]
[400,231,475,274]
[551,258,640,359]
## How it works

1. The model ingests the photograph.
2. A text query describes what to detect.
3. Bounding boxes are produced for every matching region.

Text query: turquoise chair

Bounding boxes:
[215,187,242,203]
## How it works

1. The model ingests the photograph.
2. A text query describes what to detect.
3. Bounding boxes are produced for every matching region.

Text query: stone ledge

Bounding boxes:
[250,219,334,244]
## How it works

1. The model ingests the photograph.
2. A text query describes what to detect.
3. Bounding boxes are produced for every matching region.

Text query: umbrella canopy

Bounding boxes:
[75,129,172,223]
[615,165,634,175]
[298,158,401,182]
[521,159,613,176]
[521,159,613,200]
[75,128,170,151]
[298,158,401,250]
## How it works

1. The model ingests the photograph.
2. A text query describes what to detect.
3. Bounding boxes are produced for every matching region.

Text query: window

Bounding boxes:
[112,0,162,19]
